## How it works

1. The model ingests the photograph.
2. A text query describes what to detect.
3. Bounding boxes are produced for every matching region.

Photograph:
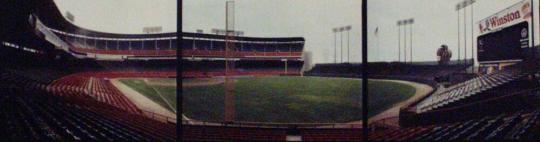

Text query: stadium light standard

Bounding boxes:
[346,26,351,63]
[463,0,467,65]
[333,26,351,63]
[408,18,414,64]
[403,19,408,63]
[456,3,461,64]
[397,21,402,62]
[456,0,476,65]
[340,27,345,63]
[470,0,475,66]
[398,19,412,64]
[333,28,338,63]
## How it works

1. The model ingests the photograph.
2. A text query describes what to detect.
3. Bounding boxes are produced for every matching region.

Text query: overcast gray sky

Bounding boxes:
[53,0,177,34]
[369,0,539,64]
[183,0,539,64]
[183,0,362,64]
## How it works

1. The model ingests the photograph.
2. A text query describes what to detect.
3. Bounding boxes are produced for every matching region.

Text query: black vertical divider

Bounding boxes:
[361,0,368,141]
[177,0,182,141]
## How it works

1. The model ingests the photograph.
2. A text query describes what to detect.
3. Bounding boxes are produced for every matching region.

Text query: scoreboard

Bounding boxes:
[477,22,529,63]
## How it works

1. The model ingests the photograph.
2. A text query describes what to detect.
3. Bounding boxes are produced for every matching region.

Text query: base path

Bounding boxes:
[346,79,433,127]
[110,79,176,119]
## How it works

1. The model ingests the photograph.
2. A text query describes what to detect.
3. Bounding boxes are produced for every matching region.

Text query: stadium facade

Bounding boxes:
[0,0,176,141]
[182,32,305,78]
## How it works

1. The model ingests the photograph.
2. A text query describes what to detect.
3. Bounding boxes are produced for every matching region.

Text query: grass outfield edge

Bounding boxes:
[182,76,420,123]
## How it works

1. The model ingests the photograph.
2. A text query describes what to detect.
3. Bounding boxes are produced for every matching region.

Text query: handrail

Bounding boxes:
[369,116,400,129]
[181,120,363,129]
[182,49,303,58]
[140,109,177,124]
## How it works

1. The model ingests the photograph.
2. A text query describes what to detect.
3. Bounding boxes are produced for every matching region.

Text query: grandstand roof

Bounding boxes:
[34,0,174,39]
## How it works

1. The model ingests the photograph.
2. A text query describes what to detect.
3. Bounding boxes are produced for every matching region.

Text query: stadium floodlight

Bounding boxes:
[211,28,223,35]
[333,28,339,63]
[408,18,414,24]
[455,0,474,11]
[408,18,414,63]
[332,26,352,63]
[345,26,352,31]
[455,0,476,65]
[345,25,351,62]
[462,1,469,8]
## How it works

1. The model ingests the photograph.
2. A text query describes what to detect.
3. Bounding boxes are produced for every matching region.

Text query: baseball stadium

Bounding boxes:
[0,0,177,141]
[182,0,540,141]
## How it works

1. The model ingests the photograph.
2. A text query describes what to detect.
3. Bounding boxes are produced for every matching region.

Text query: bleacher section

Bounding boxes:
[182,124,367,142]
[181,110,540,141]
[47,71,175,115]
[369,110,540,141]
[415,63,535,113]
[300,129,363,141]
[305,62,471,88]
[183,110,540,142]
[183,125,287,141]
[0,69,176,141]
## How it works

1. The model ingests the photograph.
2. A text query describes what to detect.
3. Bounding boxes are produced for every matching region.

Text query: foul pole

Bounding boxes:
[224,0,236,122]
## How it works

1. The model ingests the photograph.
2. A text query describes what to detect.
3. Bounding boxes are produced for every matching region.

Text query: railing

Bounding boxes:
[141,109,177,124]
[182,70,301,78]
[182,49,303,58]
[181,120,363,129]
[369,116,400,129]
[71,46,176,56]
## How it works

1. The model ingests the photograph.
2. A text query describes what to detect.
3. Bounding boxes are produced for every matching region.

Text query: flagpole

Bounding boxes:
[375,27,379,61]
[377,29,379,62]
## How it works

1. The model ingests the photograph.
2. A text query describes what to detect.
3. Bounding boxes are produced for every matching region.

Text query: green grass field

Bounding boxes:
[182,76,415,123]
[119,78,177,113]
